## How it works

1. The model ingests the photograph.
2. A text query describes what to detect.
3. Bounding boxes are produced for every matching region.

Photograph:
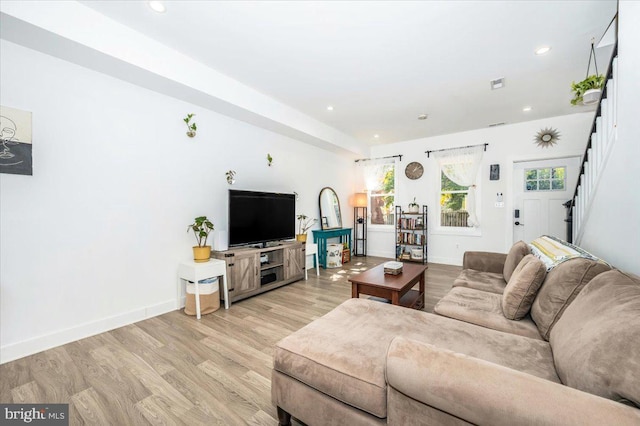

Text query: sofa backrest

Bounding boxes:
[530,258,611,340]
[549,270,640,408]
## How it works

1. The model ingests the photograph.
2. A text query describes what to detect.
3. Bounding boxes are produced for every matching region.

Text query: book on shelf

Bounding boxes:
[397,232,424,245]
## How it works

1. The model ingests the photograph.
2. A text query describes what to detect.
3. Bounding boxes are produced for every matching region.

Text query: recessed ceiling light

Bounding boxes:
[326,105,334,111]
[535,46,551,55]
[417,114,428,120]
[523,106,532,112]
[373,134,380,138]
[148,1,166,13]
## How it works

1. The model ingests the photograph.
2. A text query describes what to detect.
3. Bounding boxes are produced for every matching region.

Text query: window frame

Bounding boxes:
[434,165,482,236]
[524,166,567,192]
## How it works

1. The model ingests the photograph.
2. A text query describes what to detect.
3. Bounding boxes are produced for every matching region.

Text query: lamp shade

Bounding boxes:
[353,192,368,207]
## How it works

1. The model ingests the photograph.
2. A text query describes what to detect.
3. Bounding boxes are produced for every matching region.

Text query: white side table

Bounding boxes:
[178,259,229,319]
[305,243,319,280]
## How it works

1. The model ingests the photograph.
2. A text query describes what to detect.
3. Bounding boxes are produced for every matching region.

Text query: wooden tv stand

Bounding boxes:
[211,241,305,306]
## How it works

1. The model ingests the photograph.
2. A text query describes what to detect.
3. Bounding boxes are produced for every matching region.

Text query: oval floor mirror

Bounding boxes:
[319,187,342,229]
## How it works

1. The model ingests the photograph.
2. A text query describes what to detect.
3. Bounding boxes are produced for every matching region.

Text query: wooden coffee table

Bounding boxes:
[348,263,427,310]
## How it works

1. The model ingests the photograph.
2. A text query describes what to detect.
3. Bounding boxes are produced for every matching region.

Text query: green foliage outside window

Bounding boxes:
[525,167,565,192]
[440,172,468,212]
[371,164,395,225]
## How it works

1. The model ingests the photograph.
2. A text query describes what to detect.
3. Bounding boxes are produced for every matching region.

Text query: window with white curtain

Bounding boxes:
[440,171,470,227]
[433,145,484,228]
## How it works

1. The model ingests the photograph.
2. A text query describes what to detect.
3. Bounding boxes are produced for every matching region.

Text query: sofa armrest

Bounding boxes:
[462,251,507,274]
[386,337,640,426]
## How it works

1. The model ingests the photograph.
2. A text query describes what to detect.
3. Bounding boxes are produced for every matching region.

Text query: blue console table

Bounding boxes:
[313,228,352,269]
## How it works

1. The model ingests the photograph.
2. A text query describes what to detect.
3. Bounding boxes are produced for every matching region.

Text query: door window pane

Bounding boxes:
[525,166,566,192]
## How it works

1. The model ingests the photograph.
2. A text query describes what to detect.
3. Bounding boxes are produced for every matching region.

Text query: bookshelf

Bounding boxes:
[395,205,428,264]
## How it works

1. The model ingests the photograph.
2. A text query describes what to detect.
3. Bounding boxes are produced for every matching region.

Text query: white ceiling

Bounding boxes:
[80,0,617,146]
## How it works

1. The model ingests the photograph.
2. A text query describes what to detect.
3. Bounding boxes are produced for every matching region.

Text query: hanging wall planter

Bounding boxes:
[184,113,197,137]
[225,170,236,185]
[570,40,605,106]
[571,75,605,106]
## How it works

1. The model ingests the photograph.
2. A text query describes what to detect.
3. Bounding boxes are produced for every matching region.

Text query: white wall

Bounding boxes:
[368,113,593,263]
[0,1,368,157]
[579,1,640,275]
[0,41,355,363]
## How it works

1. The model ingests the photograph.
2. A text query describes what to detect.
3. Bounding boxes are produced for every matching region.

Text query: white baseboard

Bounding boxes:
[366,249,394,258]
[0,299,178,364]
[359,251,461,267]
[428,256,462,266]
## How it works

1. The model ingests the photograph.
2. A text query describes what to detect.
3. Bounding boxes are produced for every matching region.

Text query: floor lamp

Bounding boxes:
[353,192,367,257]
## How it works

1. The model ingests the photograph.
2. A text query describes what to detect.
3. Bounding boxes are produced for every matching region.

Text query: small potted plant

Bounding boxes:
[408,197,420,214]
[188,216,214,262]
[296,214,317,243]
[570,74,605,106]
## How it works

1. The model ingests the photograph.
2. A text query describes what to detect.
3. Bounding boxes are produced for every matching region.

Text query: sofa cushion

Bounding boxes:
[434,287,542,340]
[550,270,640,407]
[530,258,611,340]
[502,255,547,320]
[274,299,559,418]
[452,269,506,294]
[503,241,531,282]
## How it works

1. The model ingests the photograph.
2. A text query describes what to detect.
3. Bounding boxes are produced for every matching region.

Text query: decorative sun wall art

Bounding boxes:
[0,105,33,176]
[534,127,561,149]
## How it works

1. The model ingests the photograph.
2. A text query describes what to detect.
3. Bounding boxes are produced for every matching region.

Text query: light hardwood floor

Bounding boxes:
[0,257,460,425]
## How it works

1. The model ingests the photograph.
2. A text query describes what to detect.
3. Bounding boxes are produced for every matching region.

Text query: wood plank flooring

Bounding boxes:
[0,257,460,425]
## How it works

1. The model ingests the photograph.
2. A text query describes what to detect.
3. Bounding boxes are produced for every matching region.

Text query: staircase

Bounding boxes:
[569,44,618,245]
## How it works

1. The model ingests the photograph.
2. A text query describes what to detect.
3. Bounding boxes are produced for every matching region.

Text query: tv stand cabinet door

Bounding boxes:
[285,245,305,280]
[230,252,259,297]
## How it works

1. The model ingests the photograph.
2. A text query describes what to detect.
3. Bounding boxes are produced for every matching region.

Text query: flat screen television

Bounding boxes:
[228,190,296,247]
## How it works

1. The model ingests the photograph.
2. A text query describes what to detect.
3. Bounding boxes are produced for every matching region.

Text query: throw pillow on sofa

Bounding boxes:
[530,258,611,340]
[502,254,547,320]
[503,241,531,282]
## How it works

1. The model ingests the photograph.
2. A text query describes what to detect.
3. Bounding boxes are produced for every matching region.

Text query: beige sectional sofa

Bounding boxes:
[434,241,612,340]
[271,242,640,425]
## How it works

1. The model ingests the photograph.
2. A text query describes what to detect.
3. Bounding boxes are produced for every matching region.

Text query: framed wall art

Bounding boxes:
[0,105,33,176]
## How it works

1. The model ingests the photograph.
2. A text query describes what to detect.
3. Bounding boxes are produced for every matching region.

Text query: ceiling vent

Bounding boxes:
[490,77,505,90]
[488,122,506,127]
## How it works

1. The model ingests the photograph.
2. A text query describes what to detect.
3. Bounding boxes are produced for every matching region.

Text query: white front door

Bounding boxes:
[512,157,580,243]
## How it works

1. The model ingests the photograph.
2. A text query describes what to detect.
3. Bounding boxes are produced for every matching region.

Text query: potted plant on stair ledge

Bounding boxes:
[188,216,214,262]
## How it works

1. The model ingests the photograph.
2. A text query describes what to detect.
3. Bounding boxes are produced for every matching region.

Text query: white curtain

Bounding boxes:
[433,145,484,227]
[356,158,396,192]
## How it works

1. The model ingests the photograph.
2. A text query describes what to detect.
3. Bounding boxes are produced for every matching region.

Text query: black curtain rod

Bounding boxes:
[354,154,403,163]
[425,143,488,158]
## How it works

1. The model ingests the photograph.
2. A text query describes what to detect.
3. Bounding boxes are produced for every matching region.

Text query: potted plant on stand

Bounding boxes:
[296,214,317,243]
[408,197,420,214]
[570,74,605,106]
[188,216,214,262]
